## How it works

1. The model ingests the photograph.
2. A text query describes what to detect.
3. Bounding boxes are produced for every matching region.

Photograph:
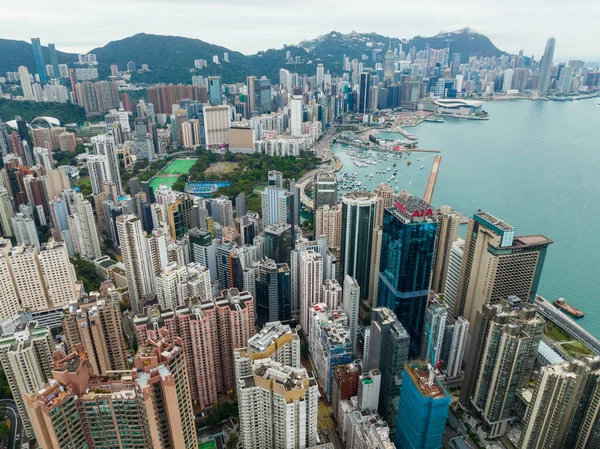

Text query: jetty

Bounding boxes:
[423,156,441,204]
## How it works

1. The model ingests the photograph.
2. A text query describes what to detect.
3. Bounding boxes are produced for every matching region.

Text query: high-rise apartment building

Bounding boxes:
[290,95,303,137]
[203,105,230,146]
[237,359,319,449]
[12,213,40,249]
[442,316,469,380]
[261,186,295,226]
[519,359,600,449]
[343,275,360,352]
[366,307,410,434]
[309,303,353,400]
[322,278,342,310]
[0,322,54,438]
[116,214,155,314]
[456,211,552,325]
[395,362,451,449]
[347,410,395,449]
[377,192,438,358]
[431,205,460,293]
[91,133,123,195]
[234,321,301,381]
[341,191,377,300]
[62,288,128,375]
[18,66,35,101]
[299,250,323,332]
[315,204,342,250]
[0,188,14,237]
[420,300,448,367]
[37,239,80,307]
[359,73,371,113]
[373,183,394,228]
[460,297,545,437]
[444,238,464,316]
[72,192,102,259]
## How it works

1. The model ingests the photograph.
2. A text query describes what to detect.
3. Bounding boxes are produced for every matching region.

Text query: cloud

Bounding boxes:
[2,0,598,61]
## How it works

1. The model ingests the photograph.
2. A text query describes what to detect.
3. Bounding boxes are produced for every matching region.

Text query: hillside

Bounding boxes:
[0,29,508,85]
[0,99,86,125]
[0,38,77,76]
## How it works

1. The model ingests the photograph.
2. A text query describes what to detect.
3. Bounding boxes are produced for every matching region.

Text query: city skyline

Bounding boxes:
[2,2,598,62]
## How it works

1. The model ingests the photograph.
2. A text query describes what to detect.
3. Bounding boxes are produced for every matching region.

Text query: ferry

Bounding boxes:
[407,161,412,166]
[553,298,584,318]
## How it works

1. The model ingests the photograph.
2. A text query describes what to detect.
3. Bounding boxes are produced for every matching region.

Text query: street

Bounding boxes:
[0,400,22,449]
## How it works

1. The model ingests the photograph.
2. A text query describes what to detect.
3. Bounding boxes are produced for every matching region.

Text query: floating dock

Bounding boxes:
[423,156,441,204]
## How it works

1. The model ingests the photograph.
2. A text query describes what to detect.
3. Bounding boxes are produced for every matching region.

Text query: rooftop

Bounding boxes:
[251,359,310,392]
[248,321,296,353]
[405,362,449,400]
[475,210,514,232]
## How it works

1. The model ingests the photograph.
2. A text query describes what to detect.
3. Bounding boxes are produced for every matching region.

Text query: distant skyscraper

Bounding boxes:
[359,73,371,113]
[30,38,48,83]
[456,211,552,325]
[12,213,39,249]
[395,361,451,449]
[316,63,325,88]
[366,307,410,434]
[255,258,291,327]
[47,43,60,81]
[377,192,438,358]
[460,298,545,438]
[431,205,460,294]
[290,95,303,137]
[537,37,556,95]
[384,43,394,80]
[208,76,222,105]
[18,66,35,101]
[341,191,377,300]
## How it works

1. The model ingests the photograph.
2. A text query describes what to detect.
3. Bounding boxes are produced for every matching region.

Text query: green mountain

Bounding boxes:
[0,38,77,75]
[0,29,507,85]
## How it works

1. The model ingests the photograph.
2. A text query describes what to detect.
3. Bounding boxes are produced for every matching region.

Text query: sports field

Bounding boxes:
[149,159,196,190]
[161,158,196,174]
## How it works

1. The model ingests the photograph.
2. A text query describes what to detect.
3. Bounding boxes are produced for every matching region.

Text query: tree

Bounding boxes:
[0,422,8,440]
[71,254,102,292]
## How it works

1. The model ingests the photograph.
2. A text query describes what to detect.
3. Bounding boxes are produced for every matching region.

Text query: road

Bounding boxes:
[0,400,22,449]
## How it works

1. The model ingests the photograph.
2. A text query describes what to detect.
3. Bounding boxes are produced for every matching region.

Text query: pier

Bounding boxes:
[423,156,441,204]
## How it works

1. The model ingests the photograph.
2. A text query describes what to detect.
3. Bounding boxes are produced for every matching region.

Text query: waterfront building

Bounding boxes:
[377,192,438,358]
[460,297,545,438]
[374,183,394,228]
[395,362,451,449]
[366,307,410,433]
[341,191,377,300]
[456,211,552,325]
[431,205,460,294]
[537,37,556,95]
[444,238,464,316]
[237,359,319,449]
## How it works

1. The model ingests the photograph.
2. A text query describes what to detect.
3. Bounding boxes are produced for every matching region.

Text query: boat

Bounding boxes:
[407,161,412,166]
[420,165,424,170]
[553,298,584,318]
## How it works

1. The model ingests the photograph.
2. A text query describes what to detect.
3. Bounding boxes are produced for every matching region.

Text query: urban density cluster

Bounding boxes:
[0,31,597,449]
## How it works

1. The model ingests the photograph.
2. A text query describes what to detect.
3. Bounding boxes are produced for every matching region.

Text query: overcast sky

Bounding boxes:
[3,0,599,61]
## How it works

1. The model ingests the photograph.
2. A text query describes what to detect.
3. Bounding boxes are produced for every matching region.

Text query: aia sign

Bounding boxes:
[394,201,433,218]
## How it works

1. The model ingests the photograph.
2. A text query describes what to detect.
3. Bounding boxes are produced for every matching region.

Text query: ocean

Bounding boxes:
[332,98,600,338]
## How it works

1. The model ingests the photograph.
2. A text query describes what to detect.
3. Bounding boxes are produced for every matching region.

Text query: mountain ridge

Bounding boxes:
[0,28,507,84]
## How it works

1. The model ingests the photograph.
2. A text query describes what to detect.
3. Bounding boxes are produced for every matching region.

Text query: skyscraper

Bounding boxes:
[48,43,60,81]
[237,359,319,449]
[62,288,128,375]
[264,222,293,264]
[395,362,451,449]
[316,63,325,88]
[299,250,323,332]
[377,192,438,358]
[12,213,40,249]
[255,258,291,327]
[537,37,556,95]
[518,359,598,449]
[30,38,47,83]
[0,322,54,438]
[116,214,155,314]
[261,186,294,226]
[313,169,338,210]
[384,44,394,81]
[343,275,360,352]
[359,73,371,113]
[208,76,222,105]
[18,66,35,101]
[91,133,123,195]
[366,307,410,434]
[460,298,545,438]
[290,95,303,137]
[314,204,342,250]
[443,238,464,315]
[431,205,460,293]
[341,191,377,300]
[456,211,552,325]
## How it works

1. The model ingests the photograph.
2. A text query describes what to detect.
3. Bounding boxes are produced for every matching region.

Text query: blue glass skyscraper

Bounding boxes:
[208,76,222,105]
[48,43,60,80]
[377,192,438,358]
[31,38,48,83]
[396,362,450,449]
